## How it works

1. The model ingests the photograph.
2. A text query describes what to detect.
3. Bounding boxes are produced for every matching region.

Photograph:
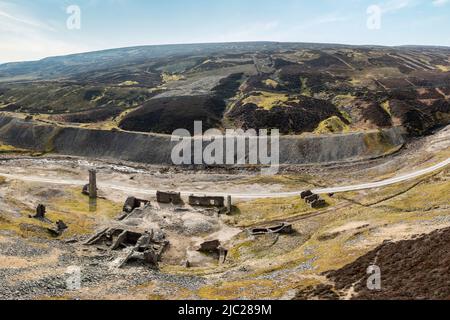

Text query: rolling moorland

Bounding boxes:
[0,42,449,135]
[0,42,449,300]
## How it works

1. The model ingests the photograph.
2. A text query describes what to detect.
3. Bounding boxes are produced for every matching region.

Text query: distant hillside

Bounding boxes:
[0,42,449,136]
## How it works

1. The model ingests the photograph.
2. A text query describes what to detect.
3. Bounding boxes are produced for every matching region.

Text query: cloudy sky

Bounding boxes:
[0,0,449,63]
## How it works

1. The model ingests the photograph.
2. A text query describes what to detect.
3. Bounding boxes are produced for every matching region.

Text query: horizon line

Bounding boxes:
[1,40,450,65]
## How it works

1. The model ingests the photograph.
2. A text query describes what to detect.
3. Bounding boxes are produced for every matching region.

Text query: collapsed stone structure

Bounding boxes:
[301,190,328,209]
[310,199,327,209]
[122,196,149,213]
[33,204,46,219]
[197,239,228,264]
[85,191,234,269]
[301,190,313,199]
[86,227,168,268]
[305,194,320,204]
[47,220,68,237]
[29,204,68,237]
[189,195,225,208]
[157,191,182,205]
[249,222,294,236]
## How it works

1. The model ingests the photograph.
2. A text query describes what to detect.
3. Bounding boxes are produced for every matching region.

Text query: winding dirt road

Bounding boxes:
[0,158,448,199]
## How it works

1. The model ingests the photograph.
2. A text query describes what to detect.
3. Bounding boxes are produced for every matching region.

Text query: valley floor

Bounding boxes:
[0,126,448,300]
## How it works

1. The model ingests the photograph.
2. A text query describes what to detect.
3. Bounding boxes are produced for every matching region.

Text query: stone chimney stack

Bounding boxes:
[89,169,97,199]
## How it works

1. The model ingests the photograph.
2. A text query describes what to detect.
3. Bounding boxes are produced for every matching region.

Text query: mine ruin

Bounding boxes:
[301,191,328,209]
[250,223,294,236]
[33,204,46,220]
[189,195,225,208]
[86,227,168,268]
[157,191,182,205]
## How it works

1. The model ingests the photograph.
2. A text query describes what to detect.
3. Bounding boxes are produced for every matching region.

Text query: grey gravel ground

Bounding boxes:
[0,234,206,300]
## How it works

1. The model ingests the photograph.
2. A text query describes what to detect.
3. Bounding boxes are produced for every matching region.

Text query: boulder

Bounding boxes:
[123,196,140,213]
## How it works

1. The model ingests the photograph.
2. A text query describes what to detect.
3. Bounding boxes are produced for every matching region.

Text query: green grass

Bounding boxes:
[314,116,350,134]
[242,91,290,110]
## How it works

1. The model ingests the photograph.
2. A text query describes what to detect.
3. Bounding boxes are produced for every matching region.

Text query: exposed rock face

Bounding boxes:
[0,115,406,165]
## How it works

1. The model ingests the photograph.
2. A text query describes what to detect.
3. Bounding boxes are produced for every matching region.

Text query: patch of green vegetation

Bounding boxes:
[314,116,350,134]
[0,83,154,115]
[332,94,356,107]
[300,77,312,97]
[262,79,279,89]
[436,65,450,72]
[339,110,353,123]
[231,195,336,228]
[0,187,121,239]
[377,171,449,212]
[0,143,29,154]
[161,73,185,83]
[198,279,278,300]
[381,100,392,117]
[242,91,290,110]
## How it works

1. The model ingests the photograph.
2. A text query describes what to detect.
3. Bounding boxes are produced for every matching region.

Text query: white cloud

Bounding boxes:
[432,0,449,6]
[380,0,417,13]
[0,1,90,63]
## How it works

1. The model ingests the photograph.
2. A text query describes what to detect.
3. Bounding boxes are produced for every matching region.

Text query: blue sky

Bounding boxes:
[0,0,449,63]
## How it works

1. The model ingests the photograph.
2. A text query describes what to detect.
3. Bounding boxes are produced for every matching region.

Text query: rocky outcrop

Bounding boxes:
[0,115,406,165]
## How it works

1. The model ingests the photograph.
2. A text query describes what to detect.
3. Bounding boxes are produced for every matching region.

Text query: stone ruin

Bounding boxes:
[122,196,149,214]
[156,191,182,205]
[310,199,327,209]
[85,227,168,268]
[47,220,68,237]
[196,240,228,265]
[301,190,313,199]
[301,190,328,209]
[189,195,225,208]
[249,222,294,236]
[305,194,320,204]
[29,204,68,237]
[33,204,46,220]
[83,191,234,269]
